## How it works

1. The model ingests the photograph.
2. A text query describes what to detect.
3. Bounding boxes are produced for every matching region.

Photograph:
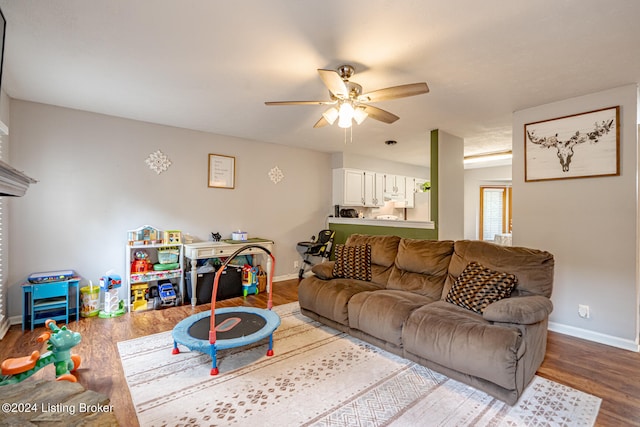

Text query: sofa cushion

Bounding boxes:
[311,261,335,280]
[443,240,554,298]
[332,244,372,281]
[345,234,401,285]
[445,261,517,314]
[298,275,384,326]
[387,239,454,299]
[483,295,553,325]
[403,301,523,390]
[348,290,434,347]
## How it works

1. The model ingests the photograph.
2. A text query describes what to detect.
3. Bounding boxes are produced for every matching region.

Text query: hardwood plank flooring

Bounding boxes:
[1,278,638,426]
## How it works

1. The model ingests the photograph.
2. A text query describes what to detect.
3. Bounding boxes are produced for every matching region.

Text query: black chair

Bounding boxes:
[296,229,336,278]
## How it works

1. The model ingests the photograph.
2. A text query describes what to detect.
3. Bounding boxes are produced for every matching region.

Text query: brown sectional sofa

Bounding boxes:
[298,234,554,405]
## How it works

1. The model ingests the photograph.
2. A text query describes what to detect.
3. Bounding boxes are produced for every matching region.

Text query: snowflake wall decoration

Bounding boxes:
[145,150,171,174]
[268,166,284,184]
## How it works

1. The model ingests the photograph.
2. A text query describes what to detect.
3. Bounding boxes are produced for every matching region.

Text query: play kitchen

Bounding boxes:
[332,168,431,222]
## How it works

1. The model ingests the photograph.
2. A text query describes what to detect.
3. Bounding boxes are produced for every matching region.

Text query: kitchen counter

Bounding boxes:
[327,217,435,229]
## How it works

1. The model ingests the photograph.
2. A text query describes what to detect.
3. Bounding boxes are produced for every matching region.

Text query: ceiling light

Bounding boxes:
[338,102,354,128]
[322,107,339,125]
[353,108,368,125]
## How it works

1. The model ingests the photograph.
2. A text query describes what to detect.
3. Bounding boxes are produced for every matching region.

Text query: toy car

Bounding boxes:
[150,281,182,309]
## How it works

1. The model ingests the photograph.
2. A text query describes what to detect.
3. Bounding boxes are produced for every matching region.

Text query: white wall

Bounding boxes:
[463,165,512,240]
[513,84,639,351]
[437,130,464,240]
[6,100,332,319]
[333,152,430,178]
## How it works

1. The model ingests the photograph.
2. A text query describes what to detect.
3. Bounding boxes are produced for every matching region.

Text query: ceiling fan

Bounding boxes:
[265,65,429,129]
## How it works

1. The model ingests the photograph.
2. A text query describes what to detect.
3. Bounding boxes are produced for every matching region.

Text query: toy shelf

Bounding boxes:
[130,268,182,284]
[125,242,184,312]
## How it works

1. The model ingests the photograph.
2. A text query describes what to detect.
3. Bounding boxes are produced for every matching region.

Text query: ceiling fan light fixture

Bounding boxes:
[322,107,339,125]
[338,102,354,128]
[353,108,368,125]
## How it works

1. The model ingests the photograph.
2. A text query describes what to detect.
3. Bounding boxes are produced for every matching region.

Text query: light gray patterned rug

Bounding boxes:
[118,303,601,426]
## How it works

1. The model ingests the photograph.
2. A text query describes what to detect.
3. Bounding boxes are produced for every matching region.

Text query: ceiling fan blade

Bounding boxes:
[317,69,349,98]
[313,116,330,128]
[265,100,336,106]
[362,105,400,124]
[358,82,429,103]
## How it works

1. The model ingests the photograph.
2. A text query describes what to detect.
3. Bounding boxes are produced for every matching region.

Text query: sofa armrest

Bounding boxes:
[483,295,553,325]
[311,261,335,280]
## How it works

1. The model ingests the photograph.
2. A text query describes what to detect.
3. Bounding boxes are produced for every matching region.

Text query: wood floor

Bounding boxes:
[1,278,638,426]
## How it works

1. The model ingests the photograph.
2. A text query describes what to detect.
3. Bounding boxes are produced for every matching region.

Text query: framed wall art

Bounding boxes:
[208,154,235,189]
[524,106,620,182]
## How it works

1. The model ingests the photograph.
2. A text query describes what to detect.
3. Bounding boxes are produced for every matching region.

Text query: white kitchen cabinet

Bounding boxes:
[363,171,384,207]
[404,177,416,208]
[383,174,406,197]
[333,168,365,206]
[413,178,427,192]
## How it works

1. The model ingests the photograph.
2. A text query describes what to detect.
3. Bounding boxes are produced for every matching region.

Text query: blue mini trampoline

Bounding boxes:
[171,245,280,375]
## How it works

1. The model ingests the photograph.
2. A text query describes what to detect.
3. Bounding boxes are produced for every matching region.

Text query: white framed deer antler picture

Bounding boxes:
[524,106,619,182]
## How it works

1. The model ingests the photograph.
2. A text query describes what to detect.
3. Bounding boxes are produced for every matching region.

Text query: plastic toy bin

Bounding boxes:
[80,286,100,317]
[157,248,179,264]
[185,266,242,305]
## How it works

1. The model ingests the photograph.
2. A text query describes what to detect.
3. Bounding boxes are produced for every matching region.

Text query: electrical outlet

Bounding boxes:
[578,304,590,319]
[294,261,300,270]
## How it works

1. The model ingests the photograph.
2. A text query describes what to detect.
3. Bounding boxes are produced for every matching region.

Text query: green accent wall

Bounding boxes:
[430,129,439,240]
[329,223,437,250]
[328,130,440,252]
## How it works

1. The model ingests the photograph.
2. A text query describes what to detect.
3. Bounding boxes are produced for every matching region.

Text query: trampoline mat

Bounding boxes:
[188,312,267,341]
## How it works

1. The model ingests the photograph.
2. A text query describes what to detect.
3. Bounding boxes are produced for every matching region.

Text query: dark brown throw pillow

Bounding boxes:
[445,261,517,314]
[332,244,372,281]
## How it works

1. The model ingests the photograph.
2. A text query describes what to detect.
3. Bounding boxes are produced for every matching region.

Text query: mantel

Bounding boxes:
[0,122,37,196]
[0,159,38,196]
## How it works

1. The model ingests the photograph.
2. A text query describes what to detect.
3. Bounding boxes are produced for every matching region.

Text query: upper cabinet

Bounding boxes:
[383,174,406,197]
[363,171,384,207]
[333,168,364,206]
[333,168,427,209]
[333,169,384,207]
[404,177,416,208]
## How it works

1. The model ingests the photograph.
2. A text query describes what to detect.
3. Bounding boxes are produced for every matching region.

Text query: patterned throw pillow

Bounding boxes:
[332,244,372,281]
[445,261,517,314]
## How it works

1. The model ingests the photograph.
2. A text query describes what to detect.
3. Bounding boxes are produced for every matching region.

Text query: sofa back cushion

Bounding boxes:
[387,238,454,300]
[443,240,554,299]
[345,234,401,286]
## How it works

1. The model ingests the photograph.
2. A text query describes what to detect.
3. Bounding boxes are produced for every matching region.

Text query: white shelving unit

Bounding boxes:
[125,243,184,312]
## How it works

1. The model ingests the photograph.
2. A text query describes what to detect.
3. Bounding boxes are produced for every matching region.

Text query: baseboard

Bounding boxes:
[274,274,299,282]
[8,314,21,326]
[548,321,639,352]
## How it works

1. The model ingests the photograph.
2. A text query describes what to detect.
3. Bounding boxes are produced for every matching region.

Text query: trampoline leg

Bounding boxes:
[210,344,219,376]
[172,341,180,355]
[266,334,274,357]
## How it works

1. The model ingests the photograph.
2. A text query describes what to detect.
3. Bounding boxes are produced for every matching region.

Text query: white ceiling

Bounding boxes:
[0,1,639,166]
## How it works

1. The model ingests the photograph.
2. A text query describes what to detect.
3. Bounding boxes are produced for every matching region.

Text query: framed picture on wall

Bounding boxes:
[208,154,235,189]
[524,106,620,182]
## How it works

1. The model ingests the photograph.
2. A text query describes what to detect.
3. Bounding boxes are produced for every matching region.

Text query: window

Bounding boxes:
[479,186,512,241]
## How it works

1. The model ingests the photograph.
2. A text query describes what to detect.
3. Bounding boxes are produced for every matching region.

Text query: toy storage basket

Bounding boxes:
[157,247,179,264]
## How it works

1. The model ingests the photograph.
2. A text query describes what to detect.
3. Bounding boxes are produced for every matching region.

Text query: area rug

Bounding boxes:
[118,302,601,426]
